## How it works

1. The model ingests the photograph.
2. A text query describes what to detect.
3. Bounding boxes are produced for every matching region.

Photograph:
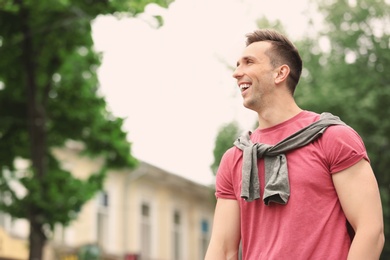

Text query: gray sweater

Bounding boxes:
[234,112,346,205]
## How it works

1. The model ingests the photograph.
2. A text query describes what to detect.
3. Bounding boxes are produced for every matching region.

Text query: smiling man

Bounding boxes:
[205,29,384,260]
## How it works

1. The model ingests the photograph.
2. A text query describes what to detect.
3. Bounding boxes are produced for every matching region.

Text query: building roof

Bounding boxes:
[129,161,215,201]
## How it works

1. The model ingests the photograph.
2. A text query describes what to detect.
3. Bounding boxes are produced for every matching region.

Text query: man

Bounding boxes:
[205,29,384,259]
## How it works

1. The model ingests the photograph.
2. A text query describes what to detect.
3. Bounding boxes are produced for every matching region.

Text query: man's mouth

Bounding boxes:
[240,83,251,91]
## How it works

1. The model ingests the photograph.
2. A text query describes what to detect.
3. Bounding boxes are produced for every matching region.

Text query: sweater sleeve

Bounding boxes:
[321,125,369,174]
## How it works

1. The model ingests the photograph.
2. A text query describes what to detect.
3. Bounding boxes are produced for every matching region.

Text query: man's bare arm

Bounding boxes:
[205,198,241,260]
[332,159,385,260]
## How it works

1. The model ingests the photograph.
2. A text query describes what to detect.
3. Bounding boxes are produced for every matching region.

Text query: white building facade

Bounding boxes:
[1,146,215,260]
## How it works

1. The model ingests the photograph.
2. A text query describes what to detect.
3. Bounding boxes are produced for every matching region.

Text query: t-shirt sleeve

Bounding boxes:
[215,148,238,200]
[322,125,369,174]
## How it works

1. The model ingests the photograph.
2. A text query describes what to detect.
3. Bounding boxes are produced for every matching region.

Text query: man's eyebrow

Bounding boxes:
[236,56,256,67]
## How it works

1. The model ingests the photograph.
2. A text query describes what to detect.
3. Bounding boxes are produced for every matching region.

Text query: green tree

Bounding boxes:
[210,121,241,205]
[0,0,172,259]
[211,121,241,175]
[295,0,390,257]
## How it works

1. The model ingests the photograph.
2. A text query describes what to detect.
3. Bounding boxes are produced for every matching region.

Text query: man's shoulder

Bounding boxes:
[218,144,246,171]
[289,110,321,128]
[300,110,321,121]
[323,124,361,139]
[223,145,242,158]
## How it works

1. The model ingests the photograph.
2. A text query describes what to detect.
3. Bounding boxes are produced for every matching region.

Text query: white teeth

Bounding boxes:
[240,84,250,90]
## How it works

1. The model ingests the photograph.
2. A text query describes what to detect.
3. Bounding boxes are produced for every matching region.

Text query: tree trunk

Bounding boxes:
[19,2,49,260]
[28,219,46,260]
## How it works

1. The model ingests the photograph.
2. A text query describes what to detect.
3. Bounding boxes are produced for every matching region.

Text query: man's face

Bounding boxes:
[233,41,276,112]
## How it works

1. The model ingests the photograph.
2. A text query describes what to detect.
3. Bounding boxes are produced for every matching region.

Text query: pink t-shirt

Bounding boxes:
[215,111,369,259]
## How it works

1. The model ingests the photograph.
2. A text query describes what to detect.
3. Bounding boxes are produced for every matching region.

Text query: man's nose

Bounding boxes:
[232,66,243,79]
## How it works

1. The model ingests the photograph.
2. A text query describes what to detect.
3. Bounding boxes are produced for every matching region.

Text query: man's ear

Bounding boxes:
[274,65,290,85]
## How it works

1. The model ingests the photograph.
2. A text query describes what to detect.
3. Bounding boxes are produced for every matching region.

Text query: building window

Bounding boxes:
[98,191,109,207]
[141,203,151,259]
[172,210,182,260]
[97,191,109,249]
[0,211,5,228]
[200,219,210,259]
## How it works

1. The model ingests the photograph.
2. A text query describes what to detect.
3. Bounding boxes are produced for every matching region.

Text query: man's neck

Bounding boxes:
[257,102,302,129]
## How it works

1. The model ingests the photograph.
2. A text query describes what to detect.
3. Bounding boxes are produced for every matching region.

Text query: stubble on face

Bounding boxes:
[239,42,276,113]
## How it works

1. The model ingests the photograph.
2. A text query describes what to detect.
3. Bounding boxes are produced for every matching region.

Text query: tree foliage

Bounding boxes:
[295,0,390,257]
[0,0,172,259]
[211,121,241,175]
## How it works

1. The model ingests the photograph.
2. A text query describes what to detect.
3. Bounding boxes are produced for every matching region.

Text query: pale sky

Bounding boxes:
[91,0,321,185]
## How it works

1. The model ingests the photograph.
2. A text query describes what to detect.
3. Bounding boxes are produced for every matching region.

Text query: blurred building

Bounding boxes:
[0,225,28,260]
[0,145,215,260]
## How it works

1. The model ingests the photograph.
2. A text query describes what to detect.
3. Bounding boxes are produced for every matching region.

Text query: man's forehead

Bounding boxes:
[243,41,271,55]
[236,41,271,63]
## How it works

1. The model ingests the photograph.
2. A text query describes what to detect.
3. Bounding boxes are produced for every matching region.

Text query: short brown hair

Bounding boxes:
[246,29,302,94]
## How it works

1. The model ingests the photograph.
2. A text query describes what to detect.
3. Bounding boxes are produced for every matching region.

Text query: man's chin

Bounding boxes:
[243,101,253,110]
[243,101,259,113]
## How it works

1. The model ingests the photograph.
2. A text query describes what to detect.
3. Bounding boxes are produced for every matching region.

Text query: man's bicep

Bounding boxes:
[332,159,383,231]
[205,198,241,259]
[332,159,385,258]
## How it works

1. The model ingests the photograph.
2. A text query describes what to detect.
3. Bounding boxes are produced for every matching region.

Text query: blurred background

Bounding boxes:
[0,0,389,259]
